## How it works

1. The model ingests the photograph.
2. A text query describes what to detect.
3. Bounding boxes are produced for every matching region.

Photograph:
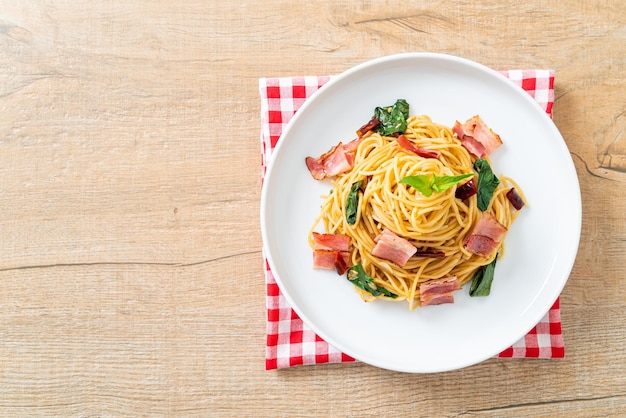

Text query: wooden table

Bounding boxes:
[1,1,624,416]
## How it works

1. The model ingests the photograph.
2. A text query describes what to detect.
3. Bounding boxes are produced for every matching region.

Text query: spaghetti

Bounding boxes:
[308,112,526,309]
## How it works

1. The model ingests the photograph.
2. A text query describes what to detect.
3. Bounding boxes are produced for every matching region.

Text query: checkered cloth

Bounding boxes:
[260,70,563,370]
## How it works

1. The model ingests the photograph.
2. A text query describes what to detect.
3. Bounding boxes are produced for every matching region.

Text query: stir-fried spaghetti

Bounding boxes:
[308,113,526,309]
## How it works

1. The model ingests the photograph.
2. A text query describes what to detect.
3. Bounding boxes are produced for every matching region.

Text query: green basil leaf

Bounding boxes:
[474,159,500,211]
[431,173,474,193]
[400,173,473,197]
[469,255,498,297]
[398,174,433,197]
[373,99,409,136]
[345,180,363,225]
[347,264,398,298]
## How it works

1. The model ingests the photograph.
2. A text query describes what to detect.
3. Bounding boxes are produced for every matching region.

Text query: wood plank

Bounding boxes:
[0,0,623,415]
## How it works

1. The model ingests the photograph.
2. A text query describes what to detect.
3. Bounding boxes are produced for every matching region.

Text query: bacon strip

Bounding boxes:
[305,139,363,180]
[421,293,455,306]
[420,276,461,298]
[464,235,499,258]
[473,212,508,242]
[470,116,502,155]
[313,250,350,273]
[311,232,352,274]
[371,229,417,267]
[312,232,350,252]
[321,143,351,177]
[453,116,502,157]
[419,276,460,306]
[464,212,508,257]
[305,156,326,180]
[342,137,363,153]
[333,251,350,275]
[396,134,440,159]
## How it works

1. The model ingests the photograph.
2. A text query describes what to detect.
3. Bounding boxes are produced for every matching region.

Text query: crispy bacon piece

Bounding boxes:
[305,156,326,180]
[453,121,486,157]
[313,250,350,273]
[420,276,461,298]
[371,229,417,267]
[333,251,350,275]
[419,276,461,306]
[461,136,487,158]
[312,232,350,252]
[356,116,380,137]
[451,120,465,139]
[506,187,525,210]
[311,232,352,274]
[470,116,503,155]
[473,212,508,242]
[321,143,351,177]
[342,137,363,153]
[421,293,455,306]
[464,212,508,257]
[453,116,502,157]
[396,135,440,159]
[464,235,499,258]
[305,139,363,180]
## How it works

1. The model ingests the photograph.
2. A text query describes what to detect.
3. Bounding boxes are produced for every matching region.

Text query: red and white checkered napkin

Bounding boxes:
[260,70,563,370]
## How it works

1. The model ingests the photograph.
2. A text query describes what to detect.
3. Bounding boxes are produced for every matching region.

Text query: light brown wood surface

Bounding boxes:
[0,1,624,416]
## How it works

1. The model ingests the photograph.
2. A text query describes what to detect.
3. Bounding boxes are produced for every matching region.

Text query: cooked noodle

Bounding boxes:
[308,115,526,309]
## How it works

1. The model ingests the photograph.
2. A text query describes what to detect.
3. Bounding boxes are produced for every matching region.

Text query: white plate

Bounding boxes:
[260,53,581,373]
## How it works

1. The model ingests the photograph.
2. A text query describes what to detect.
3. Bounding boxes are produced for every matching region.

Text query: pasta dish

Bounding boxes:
[305,100,526,309]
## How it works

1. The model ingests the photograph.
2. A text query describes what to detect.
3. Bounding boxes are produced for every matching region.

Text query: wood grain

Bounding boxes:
[0,1,624,416]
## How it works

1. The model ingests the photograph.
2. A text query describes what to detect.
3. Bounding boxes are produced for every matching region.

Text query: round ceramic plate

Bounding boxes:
[260,53,581,373]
